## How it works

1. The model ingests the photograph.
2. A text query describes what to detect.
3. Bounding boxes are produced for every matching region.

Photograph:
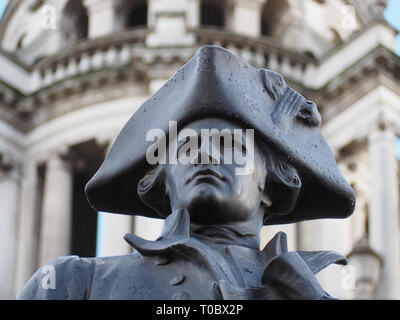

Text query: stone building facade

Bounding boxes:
[0,0,399,299]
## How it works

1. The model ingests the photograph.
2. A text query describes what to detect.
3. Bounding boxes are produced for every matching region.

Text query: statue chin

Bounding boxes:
[185,199,224,226]
[183,191,252,226]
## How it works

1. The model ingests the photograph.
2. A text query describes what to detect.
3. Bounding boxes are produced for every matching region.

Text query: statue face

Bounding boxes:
[164,118,268,225]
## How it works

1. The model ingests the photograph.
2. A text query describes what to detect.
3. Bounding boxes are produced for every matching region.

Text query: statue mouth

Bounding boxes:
[187,168,226,184]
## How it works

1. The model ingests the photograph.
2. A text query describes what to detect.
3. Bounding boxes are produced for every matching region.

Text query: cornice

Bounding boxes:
[0,25,398,135]
[315,17,397,67]
[315,46,400,122]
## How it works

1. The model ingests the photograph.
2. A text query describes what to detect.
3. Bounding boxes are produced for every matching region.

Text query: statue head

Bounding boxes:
[85,45,355,225]
[137,117,301,227]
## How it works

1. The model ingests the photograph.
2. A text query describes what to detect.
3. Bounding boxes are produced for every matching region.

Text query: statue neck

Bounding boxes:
[190,223,261,249]
[159,207,264,249]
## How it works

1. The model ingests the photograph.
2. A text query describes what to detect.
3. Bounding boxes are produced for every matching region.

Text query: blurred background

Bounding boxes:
[0,0,399,300]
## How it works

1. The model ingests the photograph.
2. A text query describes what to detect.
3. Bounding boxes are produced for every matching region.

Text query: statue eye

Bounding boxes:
[296,101,321,127]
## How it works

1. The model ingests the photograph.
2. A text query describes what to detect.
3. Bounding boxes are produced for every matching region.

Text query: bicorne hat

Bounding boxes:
[85,45,355,225]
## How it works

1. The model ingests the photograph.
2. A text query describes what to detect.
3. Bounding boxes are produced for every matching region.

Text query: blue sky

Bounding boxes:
[0,1,7,20]
[384,0,400,54]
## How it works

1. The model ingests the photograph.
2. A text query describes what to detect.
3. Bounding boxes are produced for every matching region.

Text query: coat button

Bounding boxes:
[169,274,185,286]
[155,256,170,266]
[173,291,189,300]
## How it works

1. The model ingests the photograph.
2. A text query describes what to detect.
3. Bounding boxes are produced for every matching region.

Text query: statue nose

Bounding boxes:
[191,139,220,165]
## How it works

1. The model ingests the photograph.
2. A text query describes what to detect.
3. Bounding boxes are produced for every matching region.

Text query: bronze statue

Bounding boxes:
[17,45,355,300]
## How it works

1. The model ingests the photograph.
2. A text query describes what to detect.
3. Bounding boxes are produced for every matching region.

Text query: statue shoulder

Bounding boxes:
[16,255,95,300]
[16,253,144,300]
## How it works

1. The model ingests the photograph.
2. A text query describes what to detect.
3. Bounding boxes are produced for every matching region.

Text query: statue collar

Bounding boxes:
[124,209,260,258]
[124,209,348,299]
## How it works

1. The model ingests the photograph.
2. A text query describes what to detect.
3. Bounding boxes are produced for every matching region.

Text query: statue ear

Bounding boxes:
[262,162,302,221]
[137,165,171,218]
[257,172,272,208]
[261,193,272,208]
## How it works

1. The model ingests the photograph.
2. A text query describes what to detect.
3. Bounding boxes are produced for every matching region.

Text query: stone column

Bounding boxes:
[297,220,322,252]
[297,217,353,299]
[368,119,400,299]
[0,154,20,299]
[186,0,200,28]
[84,0,115,38]
[15,159,40,295]
[229,0,264,37]
[96,212,133,257]
[134,216,164,241]
[260,223,297,251]
[39,149,73,265]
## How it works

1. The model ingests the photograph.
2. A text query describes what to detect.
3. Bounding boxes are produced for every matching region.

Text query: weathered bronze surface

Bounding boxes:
[17,46,355,300]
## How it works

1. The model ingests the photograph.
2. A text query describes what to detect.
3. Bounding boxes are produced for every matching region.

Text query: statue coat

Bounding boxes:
[17,210,346,300]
